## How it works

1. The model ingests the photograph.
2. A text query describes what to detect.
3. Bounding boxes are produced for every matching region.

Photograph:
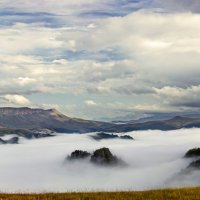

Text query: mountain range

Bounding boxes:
[0,107,200,133]
[0,107,112,133]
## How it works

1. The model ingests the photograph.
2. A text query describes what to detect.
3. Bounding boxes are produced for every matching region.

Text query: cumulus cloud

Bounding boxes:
[1,95,31,106]
[0,2,200,119]
[0,23,62,54]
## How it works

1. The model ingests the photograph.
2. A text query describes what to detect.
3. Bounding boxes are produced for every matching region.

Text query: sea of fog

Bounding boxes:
[0,128,200,192]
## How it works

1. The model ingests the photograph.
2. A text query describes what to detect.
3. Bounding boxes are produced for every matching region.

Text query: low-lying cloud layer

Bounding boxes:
[0,129,200,192]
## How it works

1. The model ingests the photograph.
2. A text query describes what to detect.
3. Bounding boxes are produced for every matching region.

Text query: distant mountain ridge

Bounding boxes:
[0,107,111,133]
[104,116,200,132]
[0,107,200,133]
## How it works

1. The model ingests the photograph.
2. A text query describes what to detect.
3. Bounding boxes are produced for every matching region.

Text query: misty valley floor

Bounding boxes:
[0,129,200,192]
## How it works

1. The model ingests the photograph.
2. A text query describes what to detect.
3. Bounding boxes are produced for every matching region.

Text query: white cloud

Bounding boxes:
[15,77,36,86]
[0,23,63,55]
[85,100,97,106]
[42,103,61,110]
[2,95,31,106]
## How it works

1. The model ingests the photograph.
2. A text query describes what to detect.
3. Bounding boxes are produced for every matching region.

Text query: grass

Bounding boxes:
[0,188,200,200]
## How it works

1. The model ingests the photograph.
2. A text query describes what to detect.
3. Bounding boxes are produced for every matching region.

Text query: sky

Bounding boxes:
[0,0,200,120]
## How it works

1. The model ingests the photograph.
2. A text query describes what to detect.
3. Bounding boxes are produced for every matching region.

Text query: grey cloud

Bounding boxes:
[154,85,200,113]
[154,0,200,13]
[0,0,140,28]
[83,64,134,83]
[112,85,156,95]
[174,102,200,108]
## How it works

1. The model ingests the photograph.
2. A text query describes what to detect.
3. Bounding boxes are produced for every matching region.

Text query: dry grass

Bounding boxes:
[0,187,200,200]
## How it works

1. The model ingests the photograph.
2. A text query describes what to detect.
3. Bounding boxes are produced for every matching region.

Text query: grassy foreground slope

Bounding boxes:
[0,188,200,200]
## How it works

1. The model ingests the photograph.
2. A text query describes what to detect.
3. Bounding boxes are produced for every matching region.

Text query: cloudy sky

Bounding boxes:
[0,0,200,120]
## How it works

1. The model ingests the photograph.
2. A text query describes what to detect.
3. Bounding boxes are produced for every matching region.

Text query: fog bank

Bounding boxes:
[0,129,200,192]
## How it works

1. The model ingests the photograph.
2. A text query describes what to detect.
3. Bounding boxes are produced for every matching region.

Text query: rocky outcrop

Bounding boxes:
[90,148,119,166]
[0,137,19,144]
[120,135,134,140]
[67,150,91,160]
[67,147,124,167]
[188,159,200,169]
[24,132,54,139]
[0,138,7,144]
[184,148,200,171]
[0,129,54,144]
[167,148,200,184]
[6,137,19,144]
[91,132,134,141]
[179,148,200,174]
[91,133,118,140]
[184,148,200,158]
[0,128,55,140]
